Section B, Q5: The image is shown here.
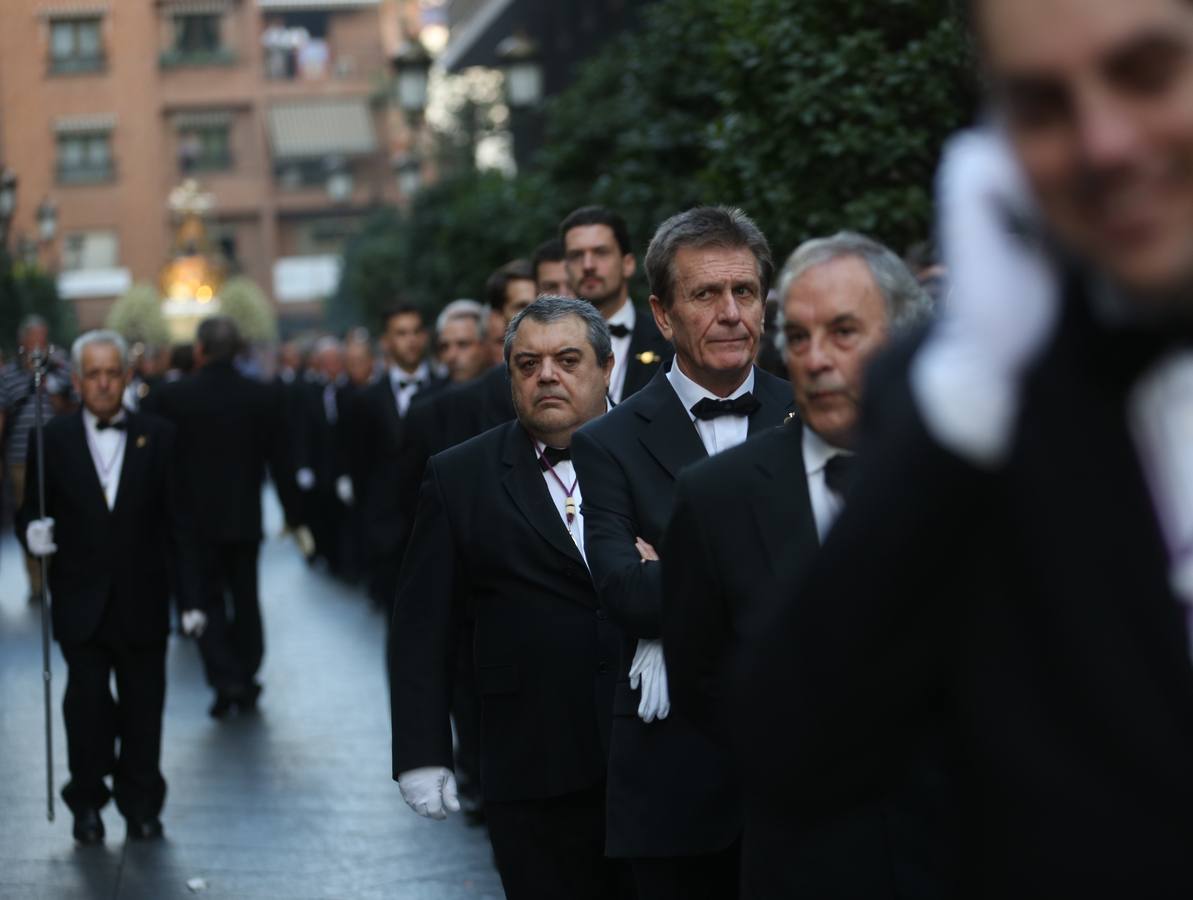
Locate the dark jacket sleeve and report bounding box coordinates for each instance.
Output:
[265,382,302,528]
[159,421,203,614]
[662,469,730,741]
[389,456,466,779]
[571,426,663,639]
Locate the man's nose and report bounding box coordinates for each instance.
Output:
[1075,88,1143,174]
[715,289,743,324]
[538,358,560,382]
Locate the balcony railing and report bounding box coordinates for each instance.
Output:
[56,163,116,186]
[159,47,237,69]
[48,54,106,76]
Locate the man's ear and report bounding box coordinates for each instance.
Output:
[622,253,637,281]
[649,295,672,341]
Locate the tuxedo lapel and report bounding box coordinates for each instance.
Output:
[636,370,706,482]
[65,413,112,519]
[111,413,149,518]
[500,423,588,570]
[749,369,796,437]
[752,423,820,575]
[624,313,669,398]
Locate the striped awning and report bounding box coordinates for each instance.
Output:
[258,0,377,9]
[171,109,236,130]
[53,113,116,134]
[267,99,376,160]
[36,3,109,19]
[157,0,234,12]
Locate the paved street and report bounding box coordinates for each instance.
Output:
[0,492,502,900]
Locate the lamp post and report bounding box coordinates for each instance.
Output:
[395,153,422,200]
[0,169,18,248]
[496,31,543,172]
[36,197,58,244]
[392,39,433,125]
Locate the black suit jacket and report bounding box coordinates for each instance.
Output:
[664,418,955,898]
[620,308,674,400]
[739,295,1193,898]
[571,364,793,857]
[150,361,299,542]
[390,420,621,803]
[17,411,199,647]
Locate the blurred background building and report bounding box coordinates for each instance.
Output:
[0,0,420,333]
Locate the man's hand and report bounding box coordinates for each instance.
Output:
[293,525,316,558]
[335,475,354,506]
[25,518,57,557]
[629,639,671,723]
[296,468,316,491]
[181,609,208,638]
[635,537,659,563]
[398,766,460,820]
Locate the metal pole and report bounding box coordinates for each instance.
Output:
[27,345,54,822]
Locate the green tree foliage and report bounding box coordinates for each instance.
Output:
[0,248,76,354]
[219,276,278,343]
[332,0,974,327]
[106,283,170,346]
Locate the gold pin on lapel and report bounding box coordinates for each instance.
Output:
[136,435,148,448]
[635,351,661,365]
[783,411,798,424]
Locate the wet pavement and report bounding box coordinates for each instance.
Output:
[0,492,502,899]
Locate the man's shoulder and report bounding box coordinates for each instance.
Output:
[680,421,796,499]
[577,380,659,446]
[430,418,512,473]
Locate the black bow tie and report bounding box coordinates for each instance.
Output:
[96,418,127,431]
[397,379,421,390]
[690,393,760,421]
[539,445,572,469]
[823,453,857,497]
[607,324,631,339]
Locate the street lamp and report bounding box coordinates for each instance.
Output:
[496,31,543,109]
[0,169,18,245]
[36,197,57,244]
[395,153,421,198]
[392,39,433,119]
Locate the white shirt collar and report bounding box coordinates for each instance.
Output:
[667,361,755,421]
[390,361,429,385]
[802,426,851,476]
[83,407,127,431]
[607,299,636,329]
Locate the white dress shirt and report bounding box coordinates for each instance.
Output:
[801,426,853,542]
[666,361,755,457]
[535,441,587,564]
[83,408,127,510]
[607,300,636,405]
[390,361,430,419]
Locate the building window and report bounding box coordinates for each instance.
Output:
[49,17,104,74]
[179,126,232,174]
[262,13,330,80]
[161,14,233,67]
[56,132,114,185]
[62,230,119,271]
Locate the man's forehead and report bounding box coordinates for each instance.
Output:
[674,245,759,283]
[785,256,883,319]
[980,0,1190,75]
[512,317,588,352]
[565,224,616,250]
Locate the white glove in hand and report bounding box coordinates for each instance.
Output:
[911,127,1061,467]
[293,525,316,558]
[26,518,57,557]
[296,468,316,491]
[181,609,208,638]
[629,639,670,723]
[335,475,354,505]
[398,766,460,820]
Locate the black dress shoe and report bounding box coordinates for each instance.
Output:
[126,817,164,841]
[72,808,104,845]
[209,682,262,719]
[209,692,235,719]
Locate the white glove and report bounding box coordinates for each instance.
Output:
[629,638,670,724]
[335,475,354,505]
[26,517,57,557]
[296,468,316,491]
[911,127,1061,467]
[398,766,460,820]
[181,609,208,638]
[292,525,316,558]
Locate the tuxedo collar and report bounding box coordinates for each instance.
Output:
[500,422,588,571]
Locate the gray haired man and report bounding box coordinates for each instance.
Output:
[660,232,939,898]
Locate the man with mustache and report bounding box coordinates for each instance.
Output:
[390,296,629,899]
[571,206,793,899]
[561,206,672,403]
[740,0,1193,895]
[661,233,944,898]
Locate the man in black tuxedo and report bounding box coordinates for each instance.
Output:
[661,233,944,898]
[351,304,442,608]
[739,1,1193,895]
[532,237,575,298]
[18,330,201,844]
[571,206,793,898]
[561,206,673,402]
[151,316,300,718]
[390,296,628,899]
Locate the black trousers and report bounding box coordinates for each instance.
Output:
[196,540,263,692]
[631,840,741,900]
[60,608,167,821]
[486,785,634,900]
